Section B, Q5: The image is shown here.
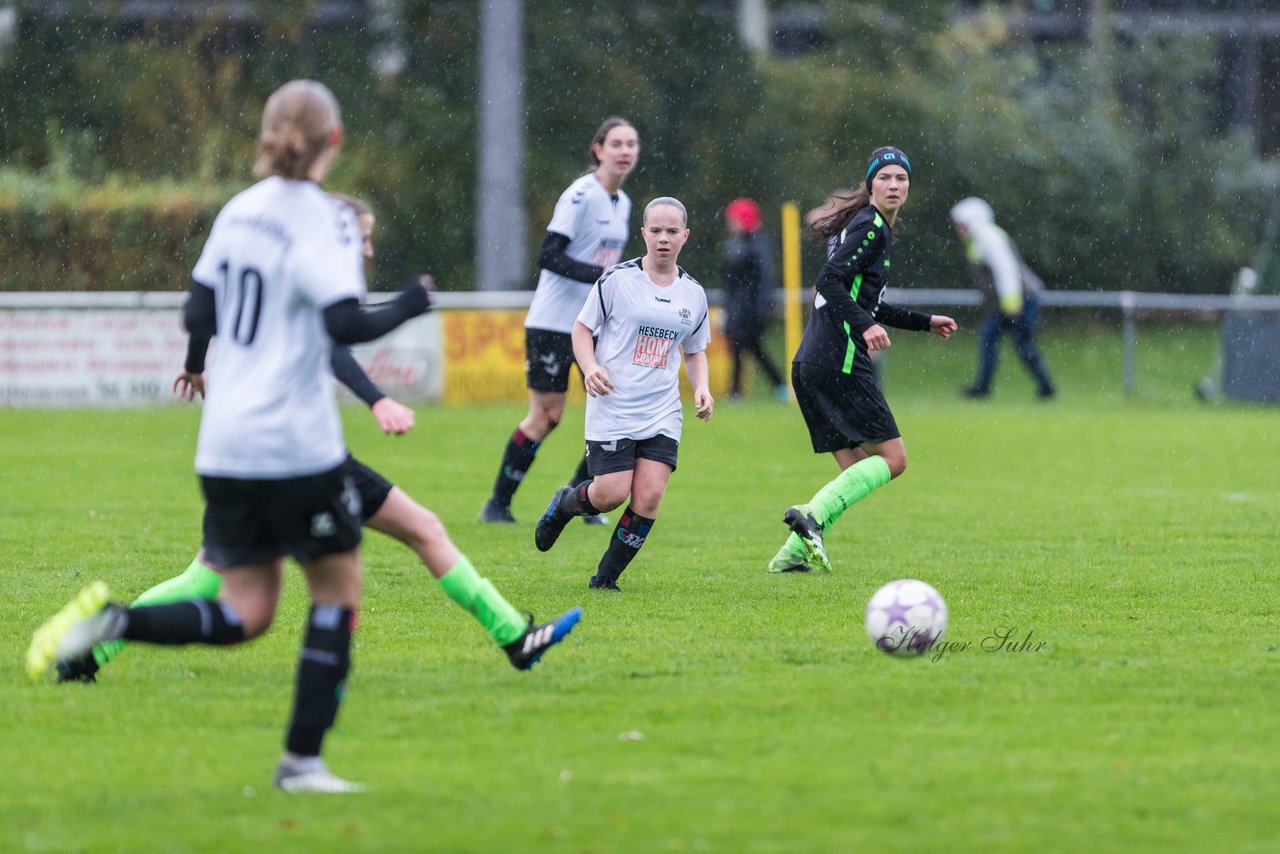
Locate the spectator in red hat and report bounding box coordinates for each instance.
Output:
[722,198,787,400]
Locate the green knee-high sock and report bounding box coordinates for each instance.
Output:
[808,455,892,530]
[437,555,528,647]
[92,557,224,665]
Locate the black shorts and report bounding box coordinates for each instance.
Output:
[200,460,363,568]
[348,455,394,520]
[586,435,680,476]
[792,361,900,454]
[525,327,577,393]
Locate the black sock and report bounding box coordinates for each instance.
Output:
[285,605,354,758]
[490,427,539,506]
[569,452,591,488]
[123,600,245,645]
[562,480,601,517]
[595,506,654,583]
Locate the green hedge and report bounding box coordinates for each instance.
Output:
[0,170,236,291]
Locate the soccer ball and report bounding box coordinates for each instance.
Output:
[864,579,948,657]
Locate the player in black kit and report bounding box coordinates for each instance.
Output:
[768,147,958,574]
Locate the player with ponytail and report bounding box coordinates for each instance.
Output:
[768,146,958,574]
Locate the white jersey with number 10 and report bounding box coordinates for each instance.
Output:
[191,177,366,479]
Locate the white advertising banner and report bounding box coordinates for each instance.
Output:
[0,309,189,406]
[0,305,444,408]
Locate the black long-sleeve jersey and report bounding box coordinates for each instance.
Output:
[793,204,931,374]
[538,231,605,284]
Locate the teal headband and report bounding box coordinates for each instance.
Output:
[864,148,912,190]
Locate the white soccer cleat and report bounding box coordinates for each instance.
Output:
[273,758,366,794]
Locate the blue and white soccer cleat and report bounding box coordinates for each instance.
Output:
[504,607,583,671]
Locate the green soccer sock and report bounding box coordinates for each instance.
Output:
[807,455,892,530]
[92,557,224,665]
[437,555,528,647]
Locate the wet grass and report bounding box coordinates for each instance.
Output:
[2,321,1276,852]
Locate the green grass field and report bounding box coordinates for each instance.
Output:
[2,322,1277,852]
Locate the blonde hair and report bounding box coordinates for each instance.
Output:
[253,80,342,180]
[644,196,688,227]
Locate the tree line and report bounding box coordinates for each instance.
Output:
[0,1,1271,294]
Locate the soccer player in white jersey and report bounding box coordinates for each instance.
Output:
[26,81,433,794]
[533,197,714,591]
[479,118,639,524]
[53,194,581,686]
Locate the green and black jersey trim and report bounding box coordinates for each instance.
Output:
[839,210,884,374]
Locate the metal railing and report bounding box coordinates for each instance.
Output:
[7,288,1280,395]
[887,289,1280,395]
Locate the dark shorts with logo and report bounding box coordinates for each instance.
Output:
[200,459,363,568]
[525,327,577,393]
[792,361,900,454]
[348,455,394,520]
[586,434,680,476]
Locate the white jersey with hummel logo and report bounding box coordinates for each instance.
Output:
[575,258,710,442]
[191,177,366,479]
[524,173,630,333]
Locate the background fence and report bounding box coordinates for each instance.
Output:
[5,289,1280,407]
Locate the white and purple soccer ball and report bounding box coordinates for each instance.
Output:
[864,579,948,657]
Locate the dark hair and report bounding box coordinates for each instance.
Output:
[808,187,869,241]
[589,116,636,167]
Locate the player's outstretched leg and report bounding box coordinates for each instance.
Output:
[504,607,583,671]
[435,554,531,649]
[439,555,579,669]
[27,581,126,681]
[59,556,225,682]
[36,589,248,682]
[368,490,565,664]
